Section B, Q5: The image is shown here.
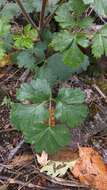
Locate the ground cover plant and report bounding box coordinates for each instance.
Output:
[1,0,107,155]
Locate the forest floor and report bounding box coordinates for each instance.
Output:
[0,65,107,190]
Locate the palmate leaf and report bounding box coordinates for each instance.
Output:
[56,88,88,128]
[76,33,89,48]
[13,24,38,49]
[16,50,36,70]
[51,33,89,72]
[0,18,10,36]
[17,79,51,103]
[51,31,73,52]
[57,88,86,104]
[23,124,70,154]
[56,102,88,128]
[38,53,74,86]
[0,3,20,19]
[92,26,107,58]
[38,52,89,87]
[63,41,88,69]
[55,2,75,29]
[92,33,104,58]
[14,35,34,49]
[10,103,70,154]
[10,103,49,131]
[69,0,86,15]
[2,34,13,51]
[37,67,57,86]
[78,17,94,29]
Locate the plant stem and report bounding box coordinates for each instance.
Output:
[49,94,52,127]
[39,0,47,33]
[15,0,40,35]
[43,0,63,27]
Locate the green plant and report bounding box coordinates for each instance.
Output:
[10,78,88,154]
[0,18,11,59]
[13,24,38,49]
[51,0,107,68]
[1,0,107,71]
[1,0,107,154]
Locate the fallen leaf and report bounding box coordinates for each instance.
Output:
[0,54,11,68]
[71,147,107,190]
[40,148,78,177]
[40,160,77,177]
[49,148,78,161]
[36,151,48,166]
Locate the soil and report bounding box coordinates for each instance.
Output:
[0,65,107,190]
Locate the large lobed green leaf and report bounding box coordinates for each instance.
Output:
[51,31,73,52]
[10,103,70,154]
[63,41,89,69]
[10,103,49,131]
[57,88,86,104]
[92,25,107,58]
[56,88,88,128]
[17,79,51,103]
[51,33,90,72]
[16,50,36,70]
[55,2,75,29]
[37,53,74,86]
[0,18,11,36]
[23,124,70,154]
[0,3,20,19]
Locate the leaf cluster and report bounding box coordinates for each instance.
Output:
[51,0,107,71]
[10,79,88,154]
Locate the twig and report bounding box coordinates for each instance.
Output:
[0,139,25,174]
[99,16,107,24]
[0,175,88,189]
[0,128,16,133]
[0,176,47,189]
[0,68,20,85]
[43,0,63,27]
[39,0,47,32]
[32,169,88,188]
[38,172,88,188]
[8,139,24,160]
[93,84,107,103]
[19,69,30,82]
[15,0,40,35]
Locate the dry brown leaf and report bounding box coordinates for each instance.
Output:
[36,151,48,166]
[9,154,33,168]
[71,147,107,190]
[0,54,11,68]
[50,148,78,161]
